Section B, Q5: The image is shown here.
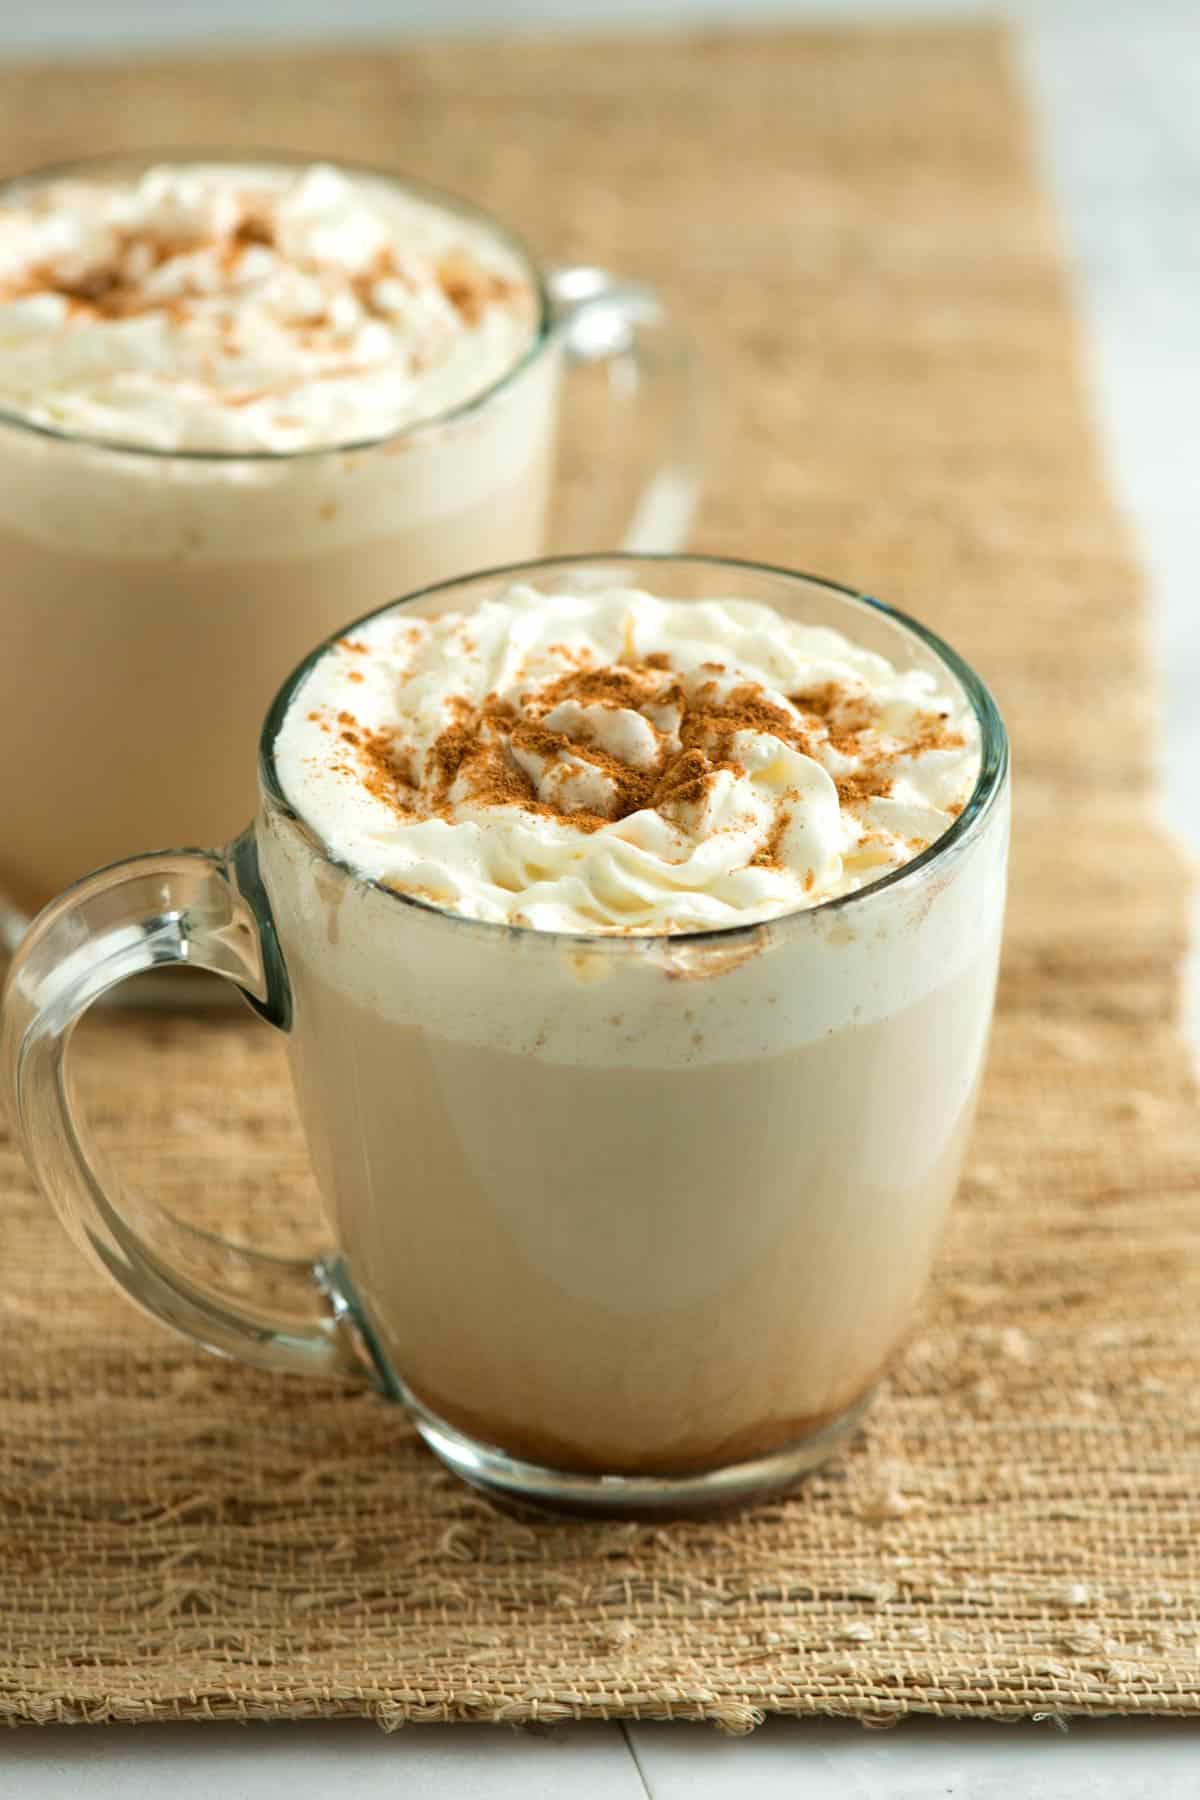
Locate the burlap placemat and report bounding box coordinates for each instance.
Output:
[2,22,1198,1731]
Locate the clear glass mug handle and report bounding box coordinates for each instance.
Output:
[0,833,369,1385]
[546,265,702,553]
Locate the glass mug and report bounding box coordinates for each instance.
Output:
[1,556,1009,1516]
[0,153,700,947]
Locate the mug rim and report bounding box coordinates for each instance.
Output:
[0,147,551,464]
[257,551,1010,951]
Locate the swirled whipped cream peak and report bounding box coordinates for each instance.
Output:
[275,585,982,934]
[0,162,538,450]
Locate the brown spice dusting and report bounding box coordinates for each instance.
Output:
[683,682,813,763]
[643,652,673,671]
[502,720,563,764]
[751,807,791,868]
[222,384,283,409]
[510,719,660,819]
[349,247,401,316]
[795,682,881,755]
[534,664,666,714]
[453,718,613,832]
[354,725,417,812]
[911,711,966,753]
[545,642,596,669]
[9,228,210,319]
[1,191,537,377]
[347,670,364,684]
[436,251,523,327]
[429,718,476,794]
[798,680,862,720]
[455,737,540,813]
[837,770,894,807]
[325,643,963,865]
[216,237,246,279]
[793,681,968,804]
[654,749,722,813]
[233,213,275,249]
[43,264,121,307]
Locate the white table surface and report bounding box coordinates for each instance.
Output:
[4,0,1199,1792]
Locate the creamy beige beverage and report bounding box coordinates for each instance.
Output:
[0,159,548,917]
[262,577,1007,1478]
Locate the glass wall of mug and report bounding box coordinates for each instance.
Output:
[256,561,1009,1504]
[0,154,699,945]
[3,558,1007,1512]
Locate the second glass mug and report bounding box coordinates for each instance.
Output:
[0,151,700,948]
[2,555,1010,1516]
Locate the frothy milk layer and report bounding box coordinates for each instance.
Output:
[0,162,538,451]
[274,585,982,934]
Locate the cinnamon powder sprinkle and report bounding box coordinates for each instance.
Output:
[510,720,661,820]
[435,251,524,328]
[350,724,417,813]
[349,247,403,317]
[795,682,881,755]
[751,807,792,868]
[429,719,475,792]
[653,748,717,813]
[1,215,527,344]
[837,770,894,807]
[536,665,666,712]
[233,213,275,249]
[325,654,968,858]
[683,682,814,763]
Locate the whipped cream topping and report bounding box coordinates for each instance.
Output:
[0,162,538,450]
[274,585,983,935]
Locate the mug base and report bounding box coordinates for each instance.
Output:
[403,1384,877,1519]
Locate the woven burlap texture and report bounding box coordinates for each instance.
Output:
[2,23,1198,1731]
